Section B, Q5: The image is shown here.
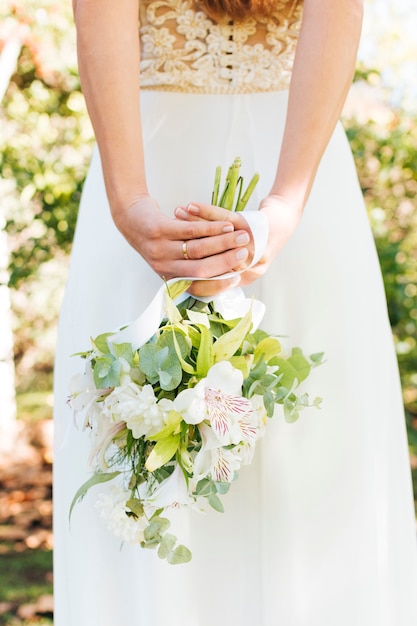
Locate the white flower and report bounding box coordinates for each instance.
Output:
[95,483,148,545]
[143,465,194,509]
[193,423,242,483]
[174,361,255,445]
[249,394,268,434]
[103,383,170,439]
[89,420,126,471]
[173,385,207,425]
[68,363,108,428]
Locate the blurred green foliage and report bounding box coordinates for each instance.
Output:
[1,5,416,471]
[1,0,93,287]
[344,109,417,417]
[1,0,93,392]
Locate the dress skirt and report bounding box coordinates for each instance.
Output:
[53,89,417,625]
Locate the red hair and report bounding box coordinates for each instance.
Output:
[197,0,301,21]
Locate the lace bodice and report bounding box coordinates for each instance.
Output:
[139,0,303,94]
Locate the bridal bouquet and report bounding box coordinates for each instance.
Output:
[69,159,323,564]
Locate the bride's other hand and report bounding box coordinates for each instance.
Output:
[174,195,301,286]
[112,195,250,290]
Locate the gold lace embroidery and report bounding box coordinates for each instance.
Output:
[139,0,303,94]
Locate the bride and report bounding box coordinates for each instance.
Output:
[53,0,417,624]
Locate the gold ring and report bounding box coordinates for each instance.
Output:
[182,241,189,260]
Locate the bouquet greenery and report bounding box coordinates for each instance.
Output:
[69,159,323,564]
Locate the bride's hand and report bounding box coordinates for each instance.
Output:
[174,195,302,287]
[111,196,251,293]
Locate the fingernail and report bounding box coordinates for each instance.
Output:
[236,232,250,245]
[187,203,199,214]
[230,276,241,287]
[236,248,248,261]
[223,224,234,233]
[175,207,187,218]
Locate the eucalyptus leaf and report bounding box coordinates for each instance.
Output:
[288,352,311,383]
[139,343,157,377]
[157,329,190,359]
[214,481,231,495]
[167,545,192,564]
[92,332,114,354]
[144,516,170,541]
[126,498,145,518]
[158,533,177,559]
[208,494,224,512]
[112,342,134,363]
[93,357,121,388]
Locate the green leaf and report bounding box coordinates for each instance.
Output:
[157,329,190,360]
[288,352,311,383]
[93,357,121,388]
[284,398,299,423]
[186,309,210,328]
[69,471,121,521]
[154,346,170,370]
[158,533,177,559]
[158,357,182,391]
[212,306,253,362]
[208,494,224,512]
[170,329,196,375]
[229,354,252,378]
[195,478,216,497]
[310,352,325,365]
[92,332,114,354]
[214,481,231,495]
[167,280,193,302]
[144,516,170,542]
[254,337,282,363]
[145,434,181,471]
[112,342,134,363]
[126,498,145,518]
[196,324,214,377]
[139,343,157,377]
[167,545,192,564]
[149,410,183,441]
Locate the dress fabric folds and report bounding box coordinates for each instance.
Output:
[53,90,417,625]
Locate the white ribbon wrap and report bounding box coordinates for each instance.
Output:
[108,210,268,351]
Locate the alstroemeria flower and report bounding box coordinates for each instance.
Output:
[174,361,255,445]
[193,423,242,483]
[90,420,126,471]
[144,465,194,509]
[68,363,109,428]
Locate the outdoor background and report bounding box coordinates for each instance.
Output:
[0,0,416,624]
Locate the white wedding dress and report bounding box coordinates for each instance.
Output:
[53,1,417,624]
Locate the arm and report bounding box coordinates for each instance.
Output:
[72,0,249,284]
[270,0,363,211]
[175,0,364,284]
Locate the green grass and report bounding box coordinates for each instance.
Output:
[0,550,53,625]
